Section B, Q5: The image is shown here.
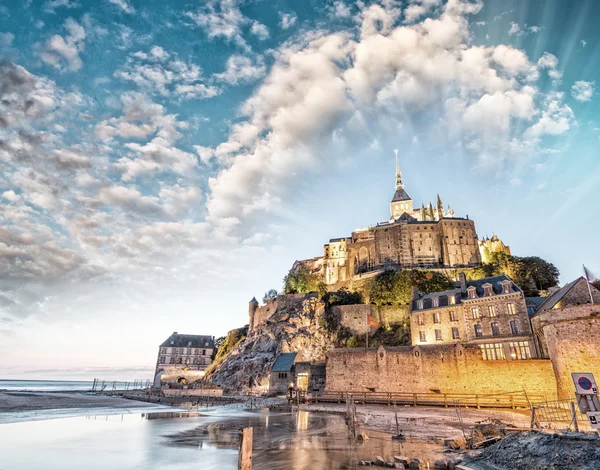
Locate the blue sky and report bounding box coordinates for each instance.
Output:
[0,0,598,380]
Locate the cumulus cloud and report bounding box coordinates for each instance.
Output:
[329,1,352,18]
[571,81,595,102]
[0,32,15,46]
[250,21,269,40]
[201,0,574,224]
[404,0,442,23]
[43,0,79,14]
[214,55,266,85]
[39,18,86,71]
[279,12,297,29]
[186,0,248,47]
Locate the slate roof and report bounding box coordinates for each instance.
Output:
[391,188,411,202]
[271,352,297,372]
[413,275,520,311]
[160,333,215,348]
[533,277,586,314]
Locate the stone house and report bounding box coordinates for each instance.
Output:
[155,332,215,385]
[410,273,536,360]
[294,361,326,396]
[269,352,297,395]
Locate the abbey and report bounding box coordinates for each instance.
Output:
[307,155,483,285]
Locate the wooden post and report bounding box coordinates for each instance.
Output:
[238,427,253,470]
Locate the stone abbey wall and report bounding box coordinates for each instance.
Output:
[325,344,557,398]
[532,304,600,399]
[330,304,409,335]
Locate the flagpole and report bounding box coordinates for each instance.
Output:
[584,264,595,305]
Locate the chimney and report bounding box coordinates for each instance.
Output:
[411,286,419,301]
[173,331,178,334]
[459,273,467,293]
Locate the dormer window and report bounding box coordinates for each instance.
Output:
[170,341,174,345]
[417,300,423,310]
[188,341,192,347]
[501,281,511,294]
[467,286,477,299]
[483,284,493,296]
[449,295,456,305]
[432,297,439,307]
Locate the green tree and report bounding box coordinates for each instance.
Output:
[262,289,278,303]
[283,264,321,294]
[368,269,455,305]
[322,287,363,308]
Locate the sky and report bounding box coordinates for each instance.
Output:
[0,0,599,381]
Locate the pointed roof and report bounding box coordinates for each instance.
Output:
[533,277,592,314]
[250,296,258,304]
[391,188,411,202]
[271,352,297,372]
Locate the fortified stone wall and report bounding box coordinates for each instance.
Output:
[532,304,600,399]
[326,344,557,398]
[331,304,409,335]
[160,367,207,384]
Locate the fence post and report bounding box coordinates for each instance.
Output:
[570,401,579,433]
[530,407,536,430]
[238,427,253,470]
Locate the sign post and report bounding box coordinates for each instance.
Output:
[572,373,600,435]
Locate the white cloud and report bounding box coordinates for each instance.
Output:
[250,21,269,40]
[404,0,442,23]
[508,22,520,36]
[40,18,86,71]
[330,1,352,18]
[581,39,587,47]
[0,32,15,46]
[279,12,297,30]
[214,55,266,85]
[571,81,595,102]
[508,22,541,37]
[43,0,79,14]
[524,93,575,138]
[175,83,221,100]
[106,0,135,14]
[186,0,248,47]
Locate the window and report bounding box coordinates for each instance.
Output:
[418,315,424,326]
[488,305,497,317]
[510,320,519,335]
[435,329,442,341]
[432,297,439,307]
[160,348,166,354]
[471,306,480,319]
[502,282,511,294]
[417,300,423,310]
[480,343,506,360]
[507,341,531,359]
[452,327,460,339]
[491,322,500,336]
[419,331,427,342]
[202,349,206,355]
[433,312,441,323]
[449,311,457,321]
[159,356,165,363]
[484,284,493,296]
[474,324,483,337]
[449,295,456,305]
[467,287,477,299]
[507,303,516,315]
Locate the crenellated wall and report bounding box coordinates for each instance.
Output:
[325,344,557,398]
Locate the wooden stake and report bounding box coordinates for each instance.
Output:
[238,427,253,470]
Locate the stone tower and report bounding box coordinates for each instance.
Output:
[248,297,259,332]
[390,150,413,220]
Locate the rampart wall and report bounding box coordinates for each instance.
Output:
[531,304,600,399]
[331,304,409,335]
[326,344,557,398]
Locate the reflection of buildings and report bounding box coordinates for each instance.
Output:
[154,332,215,385]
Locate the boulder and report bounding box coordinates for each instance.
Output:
[394,464,405,470]
[375,456,386,466]
[393,456,410,466]
[409,459,425,470]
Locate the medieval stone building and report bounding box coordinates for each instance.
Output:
[300,156,483,285]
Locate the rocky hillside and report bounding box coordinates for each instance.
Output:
[204,293,338,394]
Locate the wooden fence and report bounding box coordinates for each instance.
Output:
[313,390,547,410]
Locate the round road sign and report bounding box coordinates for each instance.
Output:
[578,376,593,391]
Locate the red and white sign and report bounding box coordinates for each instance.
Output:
[572,373,598,395]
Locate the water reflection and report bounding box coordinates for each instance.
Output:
[0,408,445,470]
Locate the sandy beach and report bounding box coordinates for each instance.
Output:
[0,390,158,413]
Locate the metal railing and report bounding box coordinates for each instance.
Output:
[530,398,586,432]
[314,390,546,410]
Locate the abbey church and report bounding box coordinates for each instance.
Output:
[298,154,507,286]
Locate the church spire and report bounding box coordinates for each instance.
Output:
[394,149,404,190]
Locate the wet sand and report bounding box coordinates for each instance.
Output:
[0,390,157,412]
[303,402,532,441]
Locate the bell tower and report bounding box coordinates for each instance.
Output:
[390,150,413,220]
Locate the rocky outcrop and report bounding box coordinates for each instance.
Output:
[204,293,337,394]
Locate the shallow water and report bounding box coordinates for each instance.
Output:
[0,407,445,469]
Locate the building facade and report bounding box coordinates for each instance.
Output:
[410,274,536,360]
[298,155,482,286]
[155,332,215,385]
